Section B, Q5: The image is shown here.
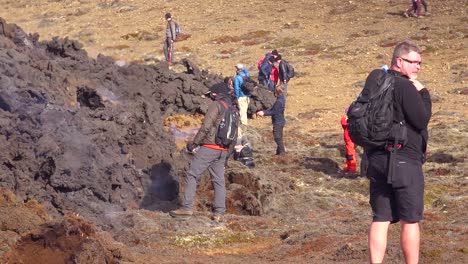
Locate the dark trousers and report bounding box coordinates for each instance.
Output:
[163,38,173,63]
[261,79,275,91]
[421,0,428,12]
[273,124,285,155]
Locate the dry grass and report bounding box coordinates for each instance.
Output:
[212,35,242,44]
[1,0,467,262]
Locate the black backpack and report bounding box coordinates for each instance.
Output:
[237,145,255,168]
[283,60,295,79]
[347,69,407,150]
[215,100,239,148]
[241,75,257,95]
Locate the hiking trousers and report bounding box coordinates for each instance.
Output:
[273,124,285,155]
[237,96,250,125]
[182,146,228,214]
[261,79,275,91]
[163,38,174,63]
[281,82,288,99]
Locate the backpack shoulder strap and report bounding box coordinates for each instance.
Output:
[217,99,229,110]
[168,20,176,39]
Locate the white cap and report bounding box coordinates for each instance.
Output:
[235,63,244,69]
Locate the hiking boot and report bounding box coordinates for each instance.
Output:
[343,162,349,172]
[347,159,357,173]
[211,214,224,223]
[403,11,409,18]
[169,209,193,218]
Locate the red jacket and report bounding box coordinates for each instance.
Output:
[257,55,279,85]
[341,115,356,156]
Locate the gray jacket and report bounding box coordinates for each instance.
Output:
[193,95,238,149]
[165,20,177,40]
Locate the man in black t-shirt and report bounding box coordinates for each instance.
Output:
[367,41,432,264]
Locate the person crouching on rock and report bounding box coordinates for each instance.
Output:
[256,85,286,155]
[170,82,238,222]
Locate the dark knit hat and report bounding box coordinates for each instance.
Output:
[165,13,171,19]
[209,82,230,95]
[271,49,279,56]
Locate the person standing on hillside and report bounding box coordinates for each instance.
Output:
[340,108,357,173]
[276,55,294,97]
[170,83,238,222]
[404,0,428,18]
[163,13,177,65]
[256,85,286,155]
[258,56,276,91]
[257,49,280,87]
[367,41,432,264]
[233,63,251,126]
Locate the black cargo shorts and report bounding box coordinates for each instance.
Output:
[368,153,424,223]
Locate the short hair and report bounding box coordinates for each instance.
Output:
[165,13,172,19]
[276,54,282,61]
[391,40,422,66]
[224,76,233,85]
[272,49,279,56]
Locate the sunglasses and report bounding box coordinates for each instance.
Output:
[400,57,422,66]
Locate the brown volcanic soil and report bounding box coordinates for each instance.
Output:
[0,0,467,263]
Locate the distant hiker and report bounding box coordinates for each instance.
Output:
[170,82,239,222]
[364,41,432,264]
[257,49,280,87]
[233,63,251,126]
[256,85,286,155]
[276,55,295,97]
[163,13,177,65]
[404,0,428,18]
[340,108,357,173]
[258,56,276,91]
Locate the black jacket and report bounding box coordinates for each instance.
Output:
[264,95,286,125]
[278,60,289,83]
[384,70,432,162]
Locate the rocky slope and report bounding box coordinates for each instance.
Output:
[0,0,467,263]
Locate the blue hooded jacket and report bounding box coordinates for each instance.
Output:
[234,69,251,99]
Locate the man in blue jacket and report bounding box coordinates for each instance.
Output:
[233,63,251,125]
[258,56,276,91]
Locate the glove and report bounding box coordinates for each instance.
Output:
[186,142,196,153]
